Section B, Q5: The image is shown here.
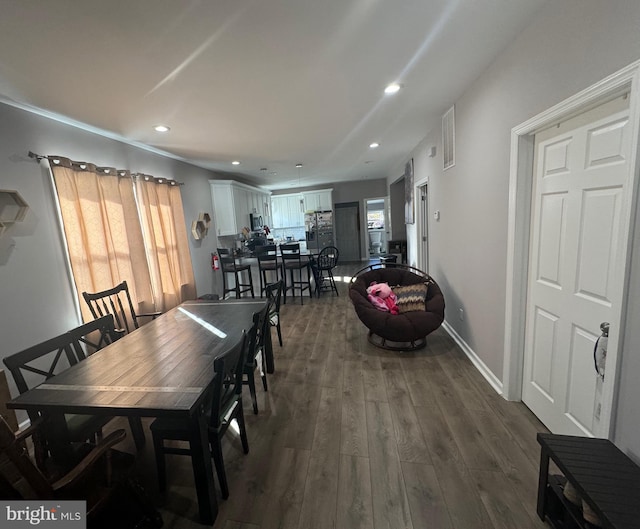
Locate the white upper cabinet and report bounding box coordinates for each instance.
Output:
[271,194,305,228]
[302,189,333,212]
[210,180,271,236]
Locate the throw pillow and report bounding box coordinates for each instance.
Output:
[393,283,428,313]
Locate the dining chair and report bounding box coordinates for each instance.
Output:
[0,415,163,527]
[243,302,271,414]
[82,280,161,334]
[217,248,255,299]
[280,242,312,305]
[265,280,284,347]
[3,318,145,467]
[313,245,340,297]
[150,330,250,499]
[67,314,123,361]
[255,244,281,297]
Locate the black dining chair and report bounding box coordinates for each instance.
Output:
[217,248,255,299]
[265,280,284,347]
[313,246,340,297]
[2,317,146,469]
[243,302,271,414]
[255,244,282,297]
[280,242,312,305]
[150,331,250,499]
[82,280,161,334]
[0,415,163,527]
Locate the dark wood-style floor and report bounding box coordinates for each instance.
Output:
[119,262,549,529]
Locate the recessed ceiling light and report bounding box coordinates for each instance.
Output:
[232,161,240,165]
[384,83,401,95]
[369,142,380,149]
[154,125,170,132]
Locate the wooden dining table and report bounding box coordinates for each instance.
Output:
[6,298,268,525]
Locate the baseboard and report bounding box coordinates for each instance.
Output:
[441,320,504,396]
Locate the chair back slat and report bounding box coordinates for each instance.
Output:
[83,281,139,333]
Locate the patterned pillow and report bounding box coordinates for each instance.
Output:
[393,283,428,313]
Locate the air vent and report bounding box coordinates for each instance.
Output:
[442,105,455,170]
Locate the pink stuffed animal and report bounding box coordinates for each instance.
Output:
[366,281,399,315]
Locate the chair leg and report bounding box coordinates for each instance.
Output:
[274,322,283,347]
[128,416,146,451]
[233,271,241,299]
[211,438,229,499]
[247,370,258,414]
[248,268,255,298]
[236,403,249,454]
[152,433,167,493]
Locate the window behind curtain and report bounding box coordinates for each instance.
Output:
[50,158,195,323]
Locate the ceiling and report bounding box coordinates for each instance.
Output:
[0,0,546,190]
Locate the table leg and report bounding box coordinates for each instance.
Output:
[536,446,550,521]
[189,412,217,525]
[43,411,75,464]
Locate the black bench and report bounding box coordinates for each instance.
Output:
[537,433,640,529]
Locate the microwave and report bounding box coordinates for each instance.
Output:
[250,214,263,230]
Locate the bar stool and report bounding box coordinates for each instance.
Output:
[255,244,281,297]
[280,242,312,305]
[217,248,255,299]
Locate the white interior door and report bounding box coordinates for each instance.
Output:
[522,95,631,436]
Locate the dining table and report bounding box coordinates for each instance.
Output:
[6,298,268,525]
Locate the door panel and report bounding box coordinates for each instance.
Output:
[523,95,630,436]
[334,204,360,262]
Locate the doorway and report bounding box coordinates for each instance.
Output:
[334,202,361,262]
[503,61,640,439]
[417,183,429,273]
[365,197,389,258]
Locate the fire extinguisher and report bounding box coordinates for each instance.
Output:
[212,253,220,270]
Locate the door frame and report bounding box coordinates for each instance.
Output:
[363,196,390,258]
[417,181,429,273]
[502,60,640,438]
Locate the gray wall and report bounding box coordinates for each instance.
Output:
[391,0,640,460]
[0,103,220,382]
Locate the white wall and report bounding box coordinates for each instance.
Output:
[390,0,640,460]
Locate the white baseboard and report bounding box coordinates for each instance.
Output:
[441,320,504,396]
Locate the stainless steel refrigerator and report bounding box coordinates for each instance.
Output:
[305,210,333,252]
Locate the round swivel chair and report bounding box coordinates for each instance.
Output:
[349,263,445,350]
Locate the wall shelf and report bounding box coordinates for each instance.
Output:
[0,189,29,237]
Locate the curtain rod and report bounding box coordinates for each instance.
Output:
[28,151,184,186]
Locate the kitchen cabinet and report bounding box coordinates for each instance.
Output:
[210,180,271,236]
[302,189,333,212]
[271,194,304,228]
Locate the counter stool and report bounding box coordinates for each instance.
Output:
[255,244,281,297]
[280,243,312,305]
[217,248,255,299]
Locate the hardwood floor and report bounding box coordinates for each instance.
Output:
[117,262,549,529]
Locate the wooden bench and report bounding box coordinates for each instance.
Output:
[537,433,640,529]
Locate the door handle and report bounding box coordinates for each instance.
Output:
[593,322,609,378]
